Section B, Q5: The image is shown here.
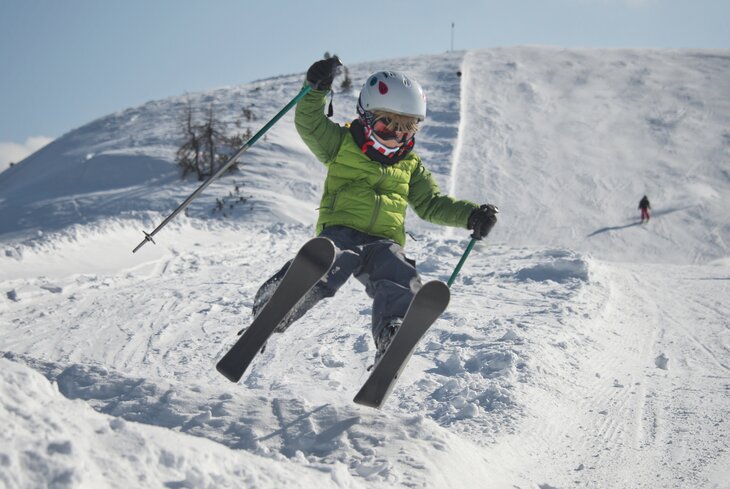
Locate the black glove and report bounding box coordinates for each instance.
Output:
[468,204,499,240]
[306,56,343,90]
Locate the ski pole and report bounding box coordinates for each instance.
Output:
[447,237,476,288]
[132,84,313,253]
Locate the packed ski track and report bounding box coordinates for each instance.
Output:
[1,48,729,488]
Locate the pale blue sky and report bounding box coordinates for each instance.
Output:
[0,0,728,163]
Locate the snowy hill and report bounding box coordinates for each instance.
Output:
[2,47,729,263]
[1,48,729,488]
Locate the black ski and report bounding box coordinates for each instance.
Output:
[216,237,336,382]
[354,280,450,409]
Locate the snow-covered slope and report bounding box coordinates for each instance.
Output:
[1,48,729,488]
[455,48,730,264]
[2,48,728,262]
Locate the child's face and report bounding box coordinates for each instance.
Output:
[371,118,416,148]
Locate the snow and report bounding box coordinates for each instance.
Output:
[1,47,729,488]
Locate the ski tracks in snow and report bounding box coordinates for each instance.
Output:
[3,224,729,487]
[1,226,594,487]
[635,264,730,485]
[503,261,730,487]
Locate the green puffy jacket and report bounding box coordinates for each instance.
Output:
[295,85,478,246]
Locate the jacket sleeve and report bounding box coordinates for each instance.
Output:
[408,160,478,228]
[294,83,348,166]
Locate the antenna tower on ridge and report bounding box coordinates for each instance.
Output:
[451,22,455,52]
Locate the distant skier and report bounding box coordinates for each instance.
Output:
[251,58,498,363]
[639,195,651,223]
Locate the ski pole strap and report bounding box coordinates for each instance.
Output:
[447,238,476,288]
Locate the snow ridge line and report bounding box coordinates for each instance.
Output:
[448,51,471,200]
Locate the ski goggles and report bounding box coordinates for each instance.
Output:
[372,118,417,144]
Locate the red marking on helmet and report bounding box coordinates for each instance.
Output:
[378,81,388,94]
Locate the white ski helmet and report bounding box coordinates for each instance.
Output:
[357,71,427,121]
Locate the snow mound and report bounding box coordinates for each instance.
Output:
[4,350,514,488]
[0,357,363,489]
[514,252,590,283]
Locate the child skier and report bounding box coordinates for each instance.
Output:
[639,195,651,223]
[252,57,498,363]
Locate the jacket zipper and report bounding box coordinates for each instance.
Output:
[320,185,345,211]
[330,189,341,210]
[366,167,388,233]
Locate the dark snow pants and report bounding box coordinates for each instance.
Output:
[252,226,422,340]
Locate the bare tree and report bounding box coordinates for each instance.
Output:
[175,101,258,218]
[176,100,202,179]
[176,103,249,181]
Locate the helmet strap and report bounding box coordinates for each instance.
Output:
[356,96,376,126]
[327,91,334,118]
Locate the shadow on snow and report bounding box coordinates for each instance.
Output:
[586,206,693,238]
